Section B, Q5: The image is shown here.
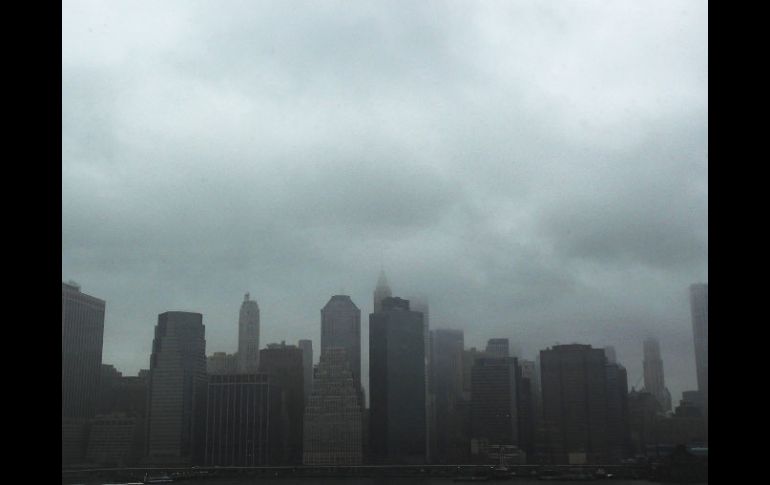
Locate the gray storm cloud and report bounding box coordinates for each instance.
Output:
[62,0,707,402]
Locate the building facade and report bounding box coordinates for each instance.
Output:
[62,282,105,419]
[259,342,305,464]
[207,352,239,375]
[369,297,426,464]
[303,347,363,465]
[146,311,207,464]
[430,329,467,464]
[204,373,285,466]
[470,357,519,462]
[485,338,510,358]
[540,344,625,464]
[298,339,314,403]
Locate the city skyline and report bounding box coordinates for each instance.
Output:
[63,0,707,412]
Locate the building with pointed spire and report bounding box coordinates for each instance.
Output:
[239,293,260,373]
[373,270,392,313]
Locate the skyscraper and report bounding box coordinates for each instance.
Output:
[259,342,305,464]
[369,297,426,464]
[146,311,207,464]
[642,338,671,412]
[689,283,708,416]
[470,357,519,461]
[372,270,392,313]
[303,348,363,465]
[540,344,624,464]
[62,281,105,419]
[321,295,361,387]
[430,329,467,464]
[239,293,260,373]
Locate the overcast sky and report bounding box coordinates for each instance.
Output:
[62,0,707,403]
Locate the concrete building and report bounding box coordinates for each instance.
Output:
[303,348,363,465]
[62,418,90,466]
[146,311,207,465]
[259,342,305,464]
[204,373,285,466]
[627,390,662,457]
[369,297,426,464]
[470,357,519,463]
[207,352,239,375]
[239,293,260,373]
[540,344,625,464]
[689,283,708,417]
[321,295,361,387]
[62,282,105,419]
[407,295,432,463]
[643,338,672,412]
[97,366,148,418]
[298,339,313,403]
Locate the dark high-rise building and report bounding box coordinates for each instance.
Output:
[369,296,426,464]
[97,365,148,418]
[605,362,630,462]
[204,373,285,466]
[518,359,538,460]
[540,344,625,465]
[86,414,145,466]
[407,295,432,463]
[239,293,260,373]
[62,282,105,419]
[462,347,489,397]
[259,342,305,464]
[470,357,519,462]
[689,283,708,416]
[298,339,313,403]
[431,329,467,464]
[146,311,207,465]
[627,390,661,456]
[372,270,392,313]
[321,295,361,387]
[643,338,672,412]
[485,338,510,358]
[303,348,363,465]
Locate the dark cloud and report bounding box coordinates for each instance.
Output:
[62,0,707,402]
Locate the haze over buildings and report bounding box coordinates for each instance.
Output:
[62,0,707,424]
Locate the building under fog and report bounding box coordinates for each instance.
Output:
[690,283,708,416]
[643,338,672,412]
[321,295,362,388]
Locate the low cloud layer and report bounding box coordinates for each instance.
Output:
[63,0,707,402]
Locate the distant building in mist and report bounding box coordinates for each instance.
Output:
[470,357,519,463]
[540,344,627,464]
[62,282,105,419]
[146,311,207,465]
[369,297,426,464]
[604,346,618,364]
[259,342,305,465]
[303,348,363,465]
[407,295,432,463]
[462,347,489,397]
[207,352,239,375]
[689,283,708,416]
[643,338,672,412]
[321,295,362,389]
[203,373,285,466]
[485,338,510,358]
[627,390,662,456]
[238,293,260,373]
[372,270,392,313]
[298,339,313,403]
